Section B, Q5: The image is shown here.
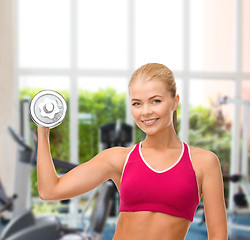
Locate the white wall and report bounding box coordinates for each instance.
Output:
[0,0,18,205]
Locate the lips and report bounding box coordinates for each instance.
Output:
[142,118,159,126]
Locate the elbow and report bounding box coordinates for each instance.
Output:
[38,189,55,201]
[38,185,48,200]
[39,192,56,201]
[38,187,63,201]
[38,190,49,201]
[38,179,60,201]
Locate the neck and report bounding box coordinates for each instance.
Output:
[143,126,181,149]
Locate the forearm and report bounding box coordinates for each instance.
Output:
[207,220,228,240]
[208,230,228,240]
[208,237,228,240]
[37,126,59,200]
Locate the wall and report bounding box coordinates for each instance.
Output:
[0,0,18,207]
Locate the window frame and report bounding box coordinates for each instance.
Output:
[17,0,250,211]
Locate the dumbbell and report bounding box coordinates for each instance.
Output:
[29,90,67,128]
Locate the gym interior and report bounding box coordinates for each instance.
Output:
[0,0,250,239]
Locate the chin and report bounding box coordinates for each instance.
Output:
[139,127,160,136]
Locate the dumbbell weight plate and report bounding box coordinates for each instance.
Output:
[29,90,67,128]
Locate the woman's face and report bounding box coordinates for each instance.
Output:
[129,78,179,136]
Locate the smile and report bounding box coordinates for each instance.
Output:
[142,118,159,126]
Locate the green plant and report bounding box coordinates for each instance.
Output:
[20,89,232,201]
[20,87,126,197]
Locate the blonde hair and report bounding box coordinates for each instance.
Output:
[129,63,178,134]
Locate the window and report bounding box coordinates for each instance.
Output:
[18,0,250,214]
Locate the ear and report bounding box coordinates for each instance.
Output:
[173,94,179,111]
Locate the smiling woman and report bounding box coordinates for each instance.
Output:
[113,63,228,239]
[37,63,228,240]
[129,63,179,136]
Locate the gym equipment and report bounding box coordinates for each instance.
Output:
[100,120,133,149]
[185,173,250,240]
[185,96,250,240]
[0,181,114,240]
[29,90,67,128]
[7,127,77,169]
[0,180,17,234]
[0,182,17,215]
[218,96,250,209]
[1,127,115,240]
[100,120,133,217]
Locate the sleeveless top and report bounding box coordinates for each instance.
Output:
[119,142,200,222]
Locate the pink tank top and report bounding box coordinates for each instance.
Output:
[119,142,200,222]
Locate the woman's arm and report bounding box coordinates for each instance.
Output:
[201,151,228,240]
[37,126,121,201]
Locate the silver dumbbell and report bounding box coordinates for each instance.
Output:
[29,90,67,128]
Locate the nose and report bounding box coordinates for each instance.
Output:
[142,104,153,116]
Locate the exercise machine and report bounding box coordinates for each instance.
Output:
[0,127,115,240]
[0,179,114,240]
[185,96,250,240]
[99,120,133,217]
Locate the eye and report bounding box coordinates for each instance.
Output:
[152,99,161,104]
[132,102,141,106]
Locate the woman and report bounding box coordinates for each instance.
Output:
[37,63,228,240]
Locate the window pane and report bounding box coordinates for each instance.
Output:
[135,0,183,71]
[78,77,127,163]
[190,0,204,71]
[190,0,235,71]
[78,0,128,70]
[189,79,233,111]
[242,80,250,100]
[242,80,250,181]
[188,79,233,204]
[18,0,70,68]
[189,79,233,194]
[19,76,70,167]
[243,0,250,72]
[19,76,70,91]
[78,77,127,93]
[175,78,183,103]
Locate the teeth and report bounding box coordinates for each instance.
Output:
[144,119,156,124]
[143,119,158,124]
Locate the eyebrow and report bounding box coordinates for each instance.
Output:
[131,95,163,102]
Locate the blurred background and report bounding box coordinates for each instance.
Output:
[0,0,250,239]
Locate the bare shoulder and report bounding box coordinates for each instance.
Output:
[189,145,221,174]
[101,144,135,172]
[100,144,136,188]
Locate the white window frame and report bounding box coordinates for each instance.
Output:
[17,0,250,211]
